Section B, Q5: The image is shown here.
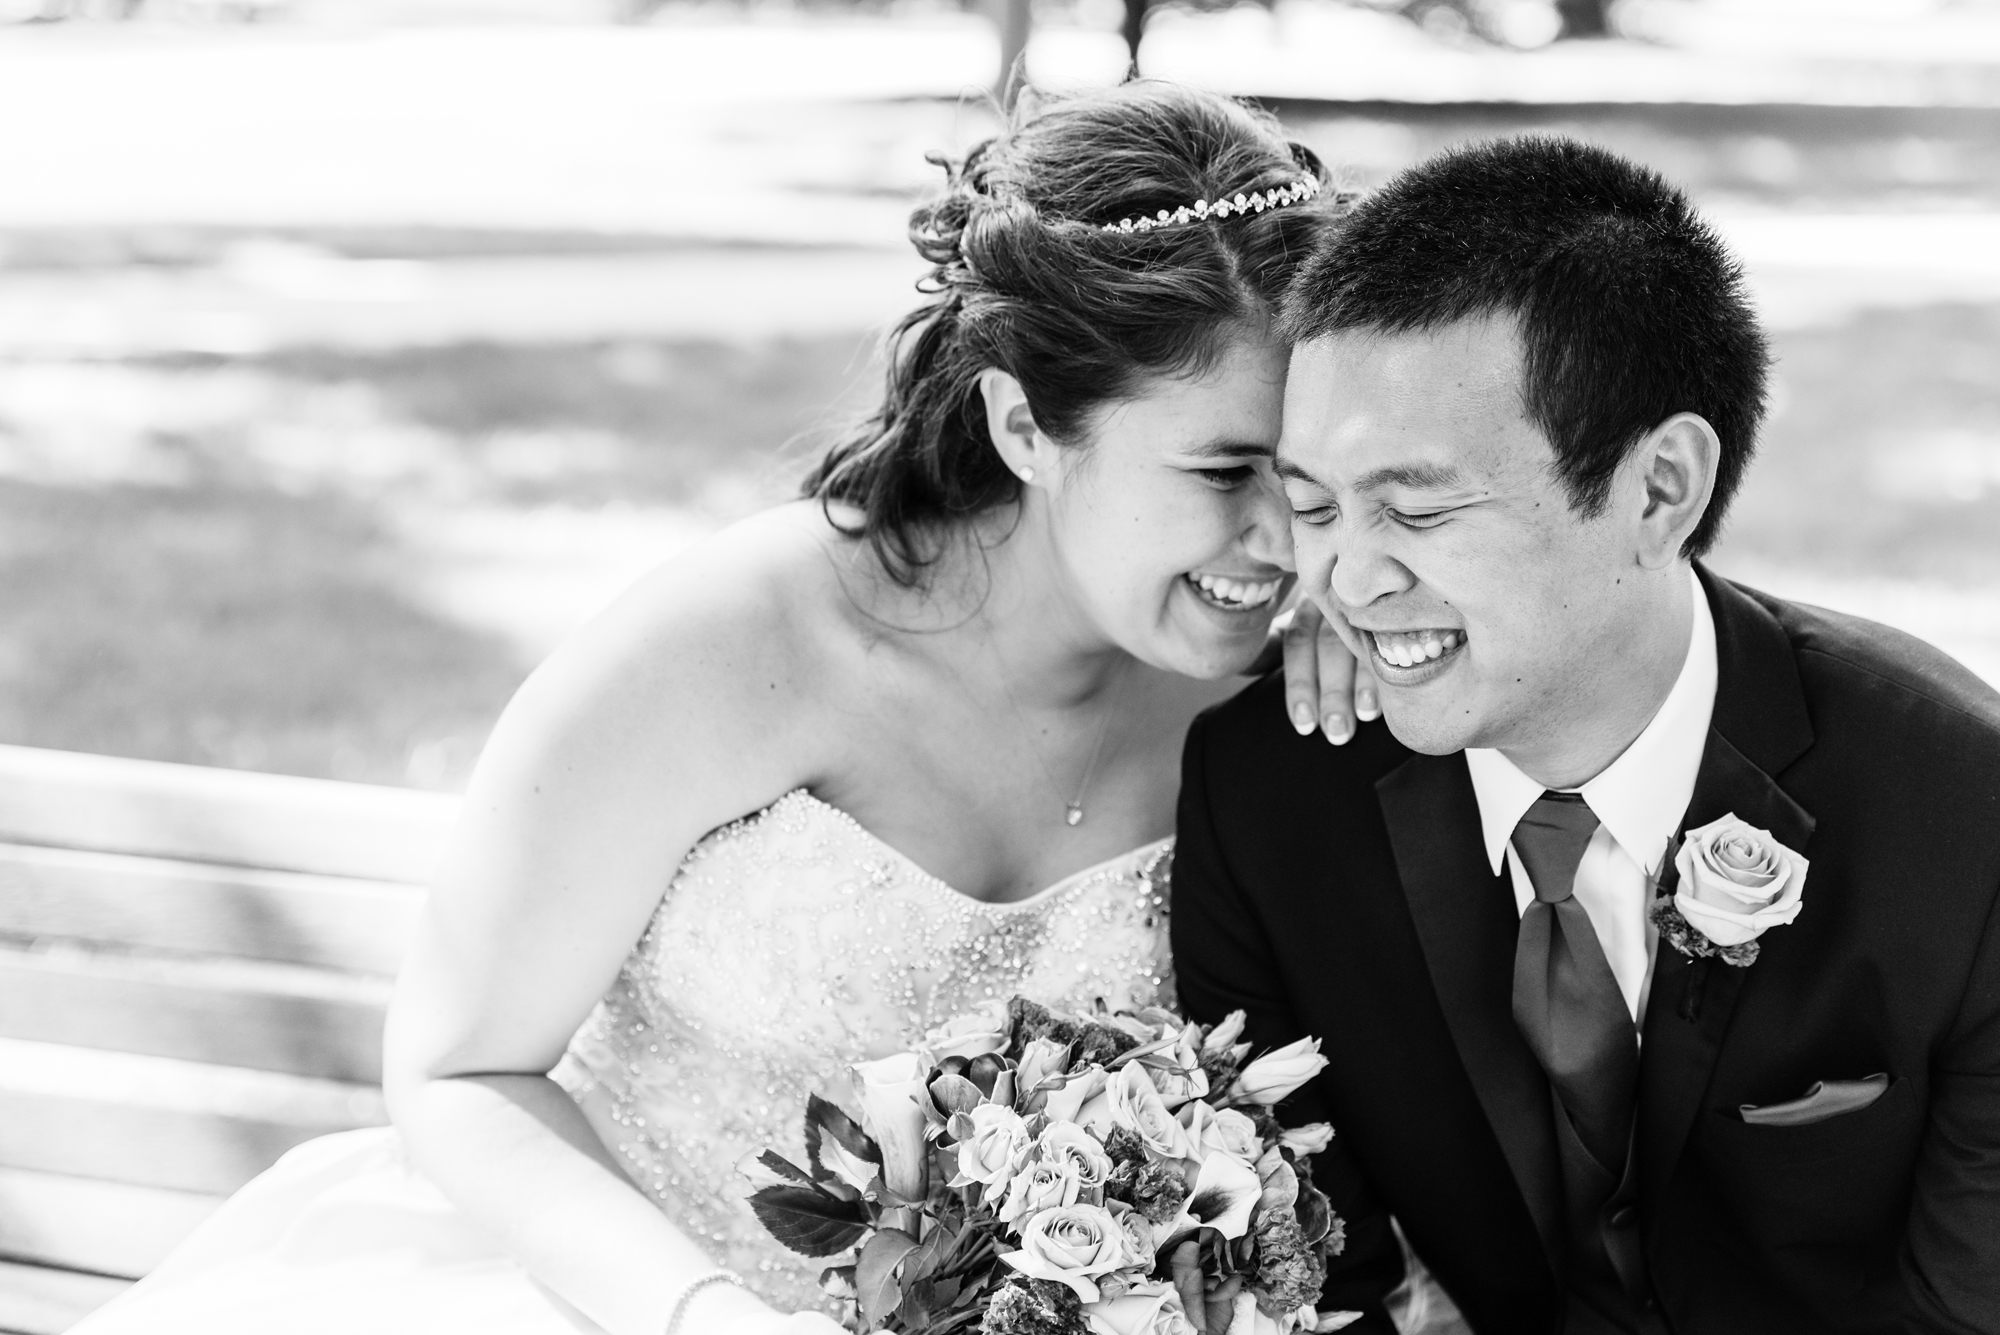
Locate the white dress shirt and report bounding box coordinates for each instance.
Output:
[1464,568,1718,1025]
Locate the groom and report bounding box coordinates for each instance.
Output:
[1173,137,2000,1334]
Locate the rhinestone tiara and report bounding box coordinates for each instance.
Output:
[1102,175,1321,234]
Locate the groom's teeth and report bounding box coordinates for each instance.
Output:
[1372,628,1465,669]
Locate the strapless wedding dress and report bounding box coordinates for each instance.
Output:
[73,790,1176,1334]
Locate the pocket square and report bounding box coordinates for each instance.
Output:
[1740,1073,1889,1127]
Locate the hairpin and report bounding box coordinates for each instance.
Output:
[1102,175,1321,234]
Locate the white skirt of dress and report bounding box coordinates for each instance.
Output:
[72,1128,605,1335]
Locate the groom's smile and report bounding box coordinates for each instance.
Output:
[1274,315,1678,773]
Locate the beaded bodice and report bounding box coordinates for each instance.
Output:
[553,789,1175,1314]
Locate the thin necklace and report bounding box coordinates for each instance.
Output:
[988,639,1126,828]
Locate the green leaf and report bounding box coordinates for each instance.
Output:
[804,1094,881,1182]
[747,1184,870,1258]
[755,1151,817,1187]
[856,1228,920,1326]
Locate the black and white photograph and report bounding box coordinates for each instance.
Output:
[0,1,1997,1332]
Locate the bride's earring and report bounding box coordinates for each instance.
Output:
[1016,466,1036,483]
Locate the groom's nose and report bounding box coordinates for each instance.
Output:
[1326,534,1417,611]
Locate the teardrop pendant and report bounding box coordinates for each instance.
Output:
[1065,804,1084,827]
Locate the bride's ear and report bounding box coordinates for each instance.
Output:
[978,368,1053,487]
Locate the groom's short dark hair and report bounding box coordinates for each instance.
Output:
[1279,136,1769,557]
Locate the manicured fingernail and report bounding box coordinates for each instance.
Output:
[1322,712,1352,744]
[1356,688,1379,720]
[1291,703,1316,735]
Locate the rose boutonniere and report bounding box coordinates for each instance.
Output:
[1650,814,1808,968]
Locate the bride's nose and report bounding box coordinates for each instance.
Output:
[1241,475,1296,572]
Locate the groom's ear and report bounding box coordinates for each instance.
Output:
[1631,411,1721,569]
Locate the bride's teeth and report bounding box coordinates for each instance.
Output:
[1186,573,1280,610]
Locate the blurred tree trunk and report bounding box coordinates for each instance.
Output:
[1121,0,1146,76]
[1555,0,1610,38]
[995,0,1032,102]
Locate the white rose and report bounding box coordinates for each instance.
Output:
[851,1051,931,1201]
[1038,1121,1114,1193]
[999,1157,1082,1229]
[1017,1037,1074,1098]
[1230,1038,1328,1106]
[1106,1063,1195,1160]
[1179,1102,1262,1164]
[923,1002,1011,1062]
[1111,1204,1158,1268]
[1044,1064,1111,1125]
[951,1102,1030,1192]
[1673,814,1808,948]
[1001,1203,1130,1301]
[1086,1280,1196,1335]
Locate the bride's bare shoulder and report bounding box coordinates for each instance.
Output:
[484,501,875,789]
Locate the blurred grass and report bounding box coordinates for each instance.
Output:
[0,335,877,787]
[1714,302,2000,582]
[2,94,1997,791]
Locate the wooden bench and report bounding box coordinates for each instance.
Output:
[0,743,457,1334]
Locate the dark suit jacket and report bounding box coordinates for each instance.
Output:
[1172,569,2000,1334]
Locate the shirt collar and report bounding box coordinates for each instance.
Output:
[1464,567,1719,877]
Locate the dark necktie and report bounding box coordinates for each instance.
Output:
[1509,791,1639,1177]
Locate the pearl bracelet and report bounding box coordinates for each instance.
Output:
[662,1269,746,1335]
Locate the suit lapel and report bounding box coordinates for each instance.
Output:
[1638,568,1817,1209]
[1377,752,1563,1271]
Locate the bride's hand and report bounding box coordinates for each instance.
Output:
[1277,598,1378,745]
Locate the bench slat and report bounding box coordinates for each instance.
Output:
[0,1167,221,1279]
[0,1259,131,1335]
[0,945,390,1084]
[0,842,421,975]
[0,1088,382,1197]
[0,744,458,883]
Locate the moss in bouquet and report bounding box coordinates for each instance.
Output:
[979,1277,1088,1335]
[1105,1158,1188,1226]
[1099,1126,1149,1171]
[1005,998,1138,1069]
[1249,1208,1327,1316]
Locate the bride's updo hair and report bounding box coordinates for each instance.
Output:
[803,80,1346,585]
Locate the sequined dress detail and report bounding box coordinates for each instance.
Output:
[71,789,1173,1335]
[555,790,1176,1312]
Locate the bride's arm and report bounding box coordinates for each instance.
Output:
[381,523,843,1335]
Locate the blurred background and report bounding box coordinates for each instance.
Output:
[3,0,1998,793]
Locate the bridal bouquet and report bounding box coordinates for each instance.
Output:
[742,997,1360,1335]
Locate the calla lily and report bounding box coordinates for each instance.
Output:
[851,1052,931,1201]
[1165,1150,1263,1241]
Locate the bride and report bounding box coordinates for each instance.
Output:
[73,81,1377,1335]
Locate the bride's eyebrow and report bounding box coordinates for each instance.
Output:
[1182,440,1274,460]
